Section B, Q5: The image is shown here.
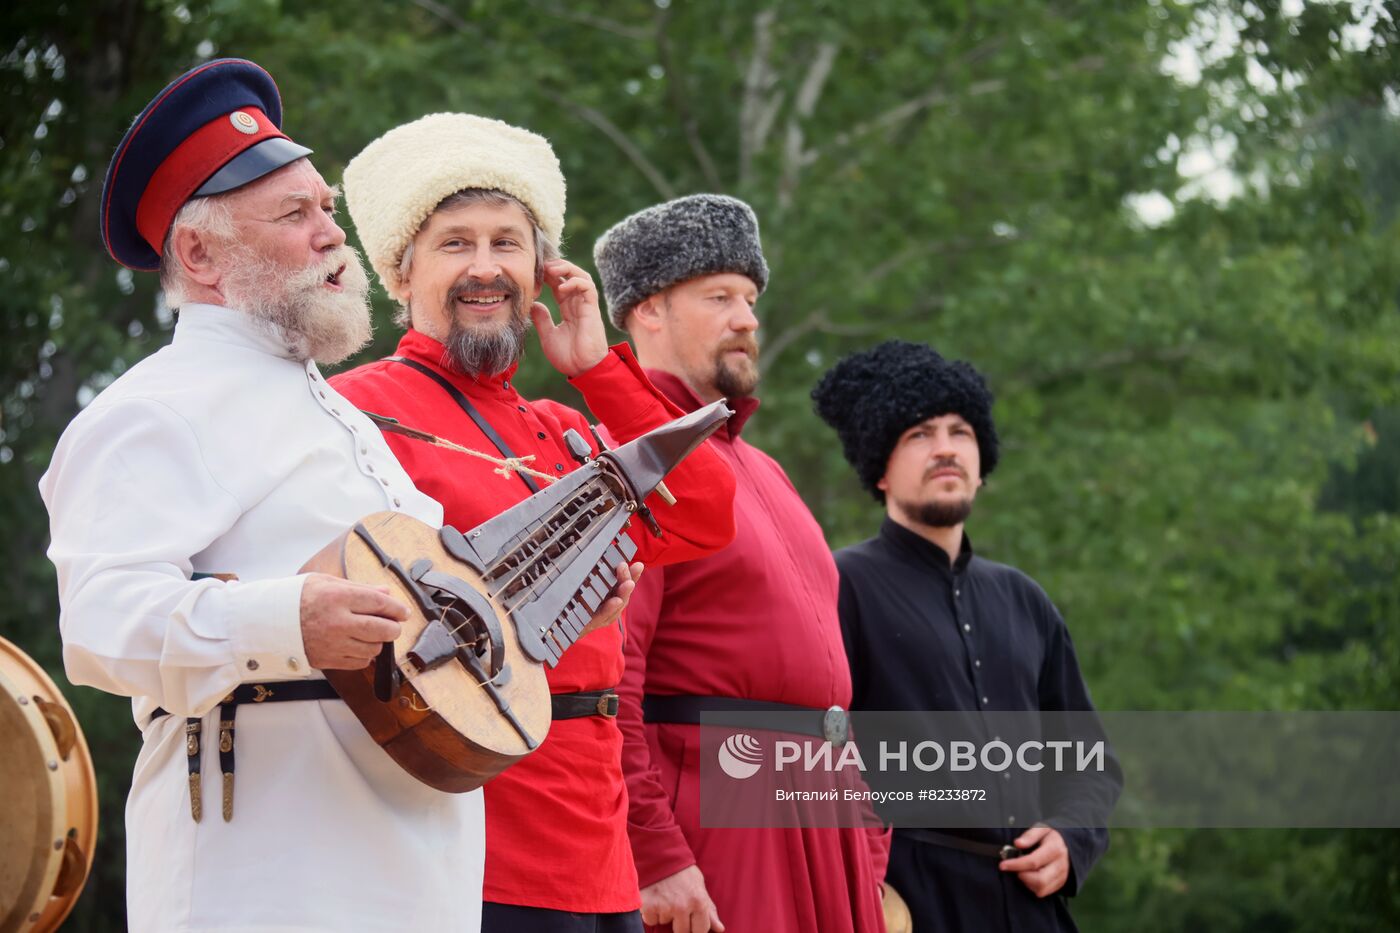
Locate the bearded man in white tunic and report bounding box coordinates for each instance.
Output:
[39,59,485,931]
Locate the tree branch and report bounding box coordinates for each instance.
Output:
[655,7,723,189]
[760,296,944,374]
[542,91,677,200]
[410,0,478,36]
[1017,343,1198,390]
[520,0,651,40]
[807,54,1106,168]
[739,8,780,186]
[867,236,1015,283]
[778,39,839,209]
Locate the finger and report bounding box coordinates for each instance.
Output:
[671,916,687,933]
[342,585,411,621]
[529,301,557,332]
[554,279,597,304]
[554,273,594,293]
[321,654,370,671]
[630,560,645,583]
[347,613,403,643]
[543,258,584,279]
[709,907,725,933]
[344,632,395,654]
[611,578,637,604]
[613,561,633,586]
[999,848,1050,872]
[1021,865,1059,898]
[1014,824,1051,848]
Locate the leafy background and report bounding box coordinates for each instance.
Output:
[3,0,1398,929]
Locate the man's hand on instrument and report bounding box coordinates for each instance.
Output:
[578,561,644,638]
[998,823,1071,898]
[640,864,725,933]
[299,573,409,670]
[530,258,608,379]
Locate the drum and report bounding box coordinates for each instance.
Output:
[0,637,97,933]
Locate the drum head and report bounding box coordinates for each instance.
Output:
[0,638,97,933]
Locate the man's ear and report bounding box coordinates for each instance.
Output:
[171,226,222,287]
[630,294,666,335]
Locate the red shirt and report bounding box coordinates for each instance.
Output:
[618,370,889,932]
[331,331,736,912]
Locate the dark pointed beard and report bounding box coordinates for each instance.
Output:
[896,496,974,528]
[441,277,529,376]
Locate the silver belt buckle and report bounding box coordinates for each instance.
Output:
[822,705,849,745]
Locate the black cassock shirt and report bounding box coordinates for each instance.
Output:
[836,517,1121,933]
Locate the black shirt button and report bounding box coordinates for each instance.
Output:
[518,405,527,412]
[537,432,547,440]
[556,463,565,471]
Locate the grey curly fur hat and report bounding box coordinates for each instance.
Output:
[811,340,1000,502]
[593,194,769,329]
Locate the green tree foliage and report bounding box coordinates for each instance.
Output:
[2,1,1397,928]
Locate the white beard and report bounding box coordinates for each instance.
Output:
[219,243,373,365]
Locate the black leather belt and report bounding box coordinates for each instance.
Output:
[153,682,618,822]
[901,827,1024,861]
[152,680,339,823]
[552,689,619,719]
[642,694,849,744]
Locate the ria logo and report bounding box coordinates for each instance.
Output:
[717,733,764,779]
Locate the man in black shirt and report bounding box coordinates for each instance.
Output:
[812,340,1120,933]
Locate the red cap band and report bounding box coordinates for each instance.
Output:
[134,107,288,254]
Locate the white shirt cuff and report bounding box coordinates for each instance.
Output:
[226,574,312,681]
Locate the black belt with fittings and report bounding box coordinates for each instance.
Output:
[901,827,1024,861]
[153,682,617,822]
[642,694,849,744]
[152,680,340,823]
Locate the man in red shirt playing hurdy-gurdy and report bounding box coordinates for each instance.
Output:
[330,114,737,933]
[594,194,890,933]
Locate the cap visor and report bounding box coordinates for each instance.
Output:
[194,136,313,196]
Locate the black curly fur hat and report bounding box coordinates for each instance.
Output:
[811,340,999,501]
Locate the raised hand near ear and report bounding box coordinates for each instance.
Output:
[532,259,608,379]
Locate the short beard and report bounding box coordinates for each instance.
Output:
[441,276,529,376]
[219,243,372,365]
[711,334,761,398]
[895,496,974,529]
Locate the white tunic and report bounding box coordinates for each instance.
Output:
[40,304,484,932]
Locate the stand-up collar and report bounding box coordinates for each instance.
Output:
[395,327,521,395]
[172,303,304,360]
[880,515,974,575]
[643,367,760,439]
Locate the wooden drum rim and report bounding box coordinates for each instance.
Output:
[0,637,98,933]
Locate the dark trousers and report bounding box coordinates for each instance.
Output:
[481,902,643,933]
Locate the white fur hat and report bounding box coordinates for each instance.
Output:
[343,113,566,301]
